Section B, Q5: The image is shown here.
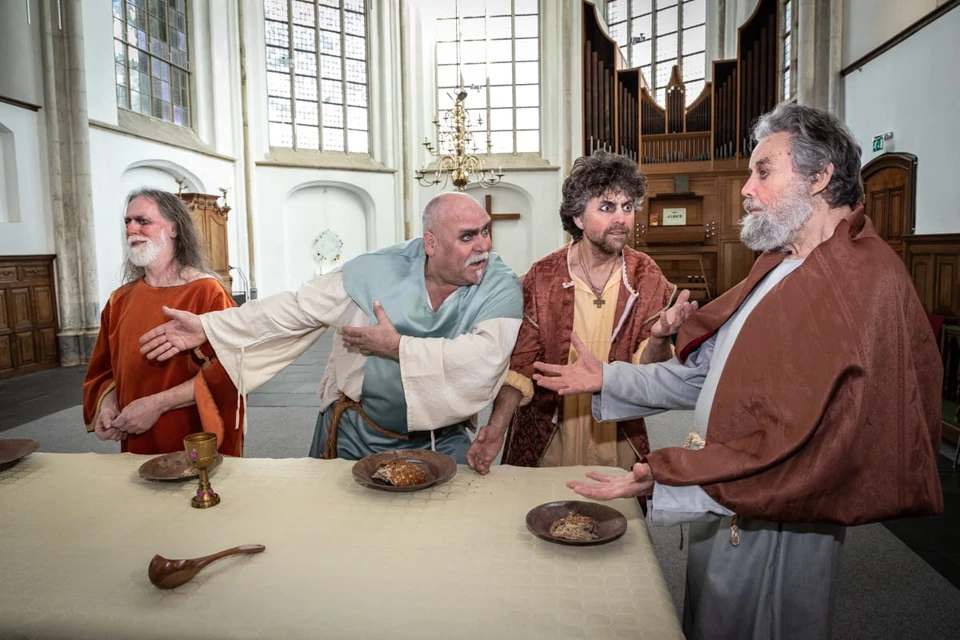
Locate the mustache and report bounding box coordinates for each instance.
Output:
[743,199,764,214]
[466,251,489,266]
[127,235,149,246]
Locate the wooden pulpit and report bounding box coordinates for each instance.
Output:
[178,192,233,293]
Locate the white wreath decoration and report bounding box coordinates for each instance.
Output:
[312,229,344,265]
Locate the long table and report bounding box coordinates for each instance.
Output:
[0,453,682,639]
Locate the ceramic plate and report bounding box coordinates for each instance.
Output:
[138,451,223,482]
[0,438,39,471]
[526,500,628,546]
[352,449,457,492]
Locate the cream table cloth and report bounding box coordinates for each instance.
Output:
[0,453,682,640]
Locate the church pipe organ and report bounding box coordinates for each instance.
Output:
[581,0,781,298]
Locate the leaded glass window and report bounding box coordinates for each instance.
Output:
[113,0,191,126]
[606,0,706,107]
[435,0,541,154]
[265,0,369,153]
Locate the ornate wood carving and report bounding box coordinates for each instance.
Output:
[0,255,59,379]
[178,192,233,293]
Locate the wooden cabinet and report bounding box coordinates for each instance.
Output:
[636,166,753,301]
[178,193,233,293]
[0,255,59,379]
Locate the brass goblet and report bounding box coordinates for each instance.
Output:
[184,432,221,509]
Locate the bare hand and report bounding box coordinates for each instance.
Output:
[111,396,163,435]
[93,391,125,441]
[139,306,206,361]
[532,332,602,395]
[340,301,401,360]
[467,424,507,475]
[566,462,654,500]
[650,289,698,338]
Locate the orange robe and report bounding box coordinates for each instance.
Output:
[82,278,244,456]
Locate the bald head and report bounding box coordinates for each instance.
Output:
[421,192,486,233]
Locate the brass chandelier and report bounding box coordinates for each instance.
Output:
[415,87,504,191]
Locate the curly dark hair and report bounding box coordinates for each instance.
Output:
[559,150,647,241]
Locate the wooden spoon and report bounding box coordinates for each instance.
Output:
[148,544,265,589]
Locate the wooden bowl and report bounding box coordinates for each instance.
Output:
[138,451,223,482]
[352,449,457,492]
[0,438,39,471]
[526,500,628,546]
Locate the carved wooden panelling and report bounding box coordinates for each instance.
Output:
[16,331,35,366]
[0,255,59,379]
[39,327,57,362]
[904,234,960,321]
[34,286,54,324]
[11,288,31,329]
[0,335,11,371]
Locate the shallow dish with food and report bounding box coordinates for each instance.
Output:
[138,451,223,482]
[526,500,628,546]
[0,439,39,471]
[352,449,457,492]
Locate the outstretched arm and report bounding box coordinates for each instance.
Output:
[139,307,207,361]
[467,385,523,474]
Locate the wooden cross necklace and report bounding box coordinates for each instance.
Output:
[577,240,620,308]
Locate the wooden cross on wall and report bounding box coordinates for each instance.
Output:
[484,195,521,246]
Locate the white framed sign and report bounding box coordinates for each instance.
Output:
[662,207,687,226]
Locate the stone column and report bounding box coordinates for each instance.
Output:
[40,0,100,366]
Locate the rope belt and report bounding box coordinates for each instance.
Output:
[323,393,446,459]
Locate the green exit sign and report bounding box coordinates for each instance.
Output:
[872,135,884,152]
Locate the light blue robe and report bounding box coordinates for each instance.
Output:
[309,239,522,461]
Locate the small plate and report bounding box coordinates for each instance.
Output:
[526,500,628,546]
[0,438,39,471]
[352,449,457,492]
[138,451,223,482]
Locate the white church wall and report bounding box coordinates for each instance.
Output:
[842,0,940,68]
[0,104,55,256]
[253,167,395,296]
[0,0,44,108]
[843,7,960,234]
[88,128,239,305]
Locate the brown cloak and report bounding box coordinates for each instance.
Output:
[645,207,943,525]
[503,245,675,466]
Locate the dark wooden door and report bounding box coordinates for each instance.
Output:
[862,153,917,259]
[0,255,59,379]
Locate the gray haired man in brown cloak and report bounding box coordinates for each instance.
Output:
[533,103,943,639]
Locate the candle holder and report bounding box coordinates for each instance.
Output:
[184,432,221,509]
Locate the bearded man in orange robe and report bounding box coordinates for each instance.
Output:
[83,188,242,456]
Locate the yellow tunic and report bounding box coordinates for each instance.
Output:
[540,268,638,470]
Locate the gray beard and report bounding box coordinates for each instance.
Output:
[739,185,814,252]
[124,235,166,267]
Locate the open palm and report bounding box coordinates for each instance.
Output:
[139,306,206,361]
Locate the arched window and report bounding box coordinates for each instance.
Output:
[264,0,370,154]
[780,0,798,102]
[112,0,191,126]
[606,0,706,106]
[435,0,541,154]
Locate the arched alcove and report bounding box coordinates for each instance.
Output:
[284,182,373,288]
[0,121,22,223]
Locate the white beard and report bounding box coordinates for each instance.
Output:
[125,232,168,267]
[739,178,815,252]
